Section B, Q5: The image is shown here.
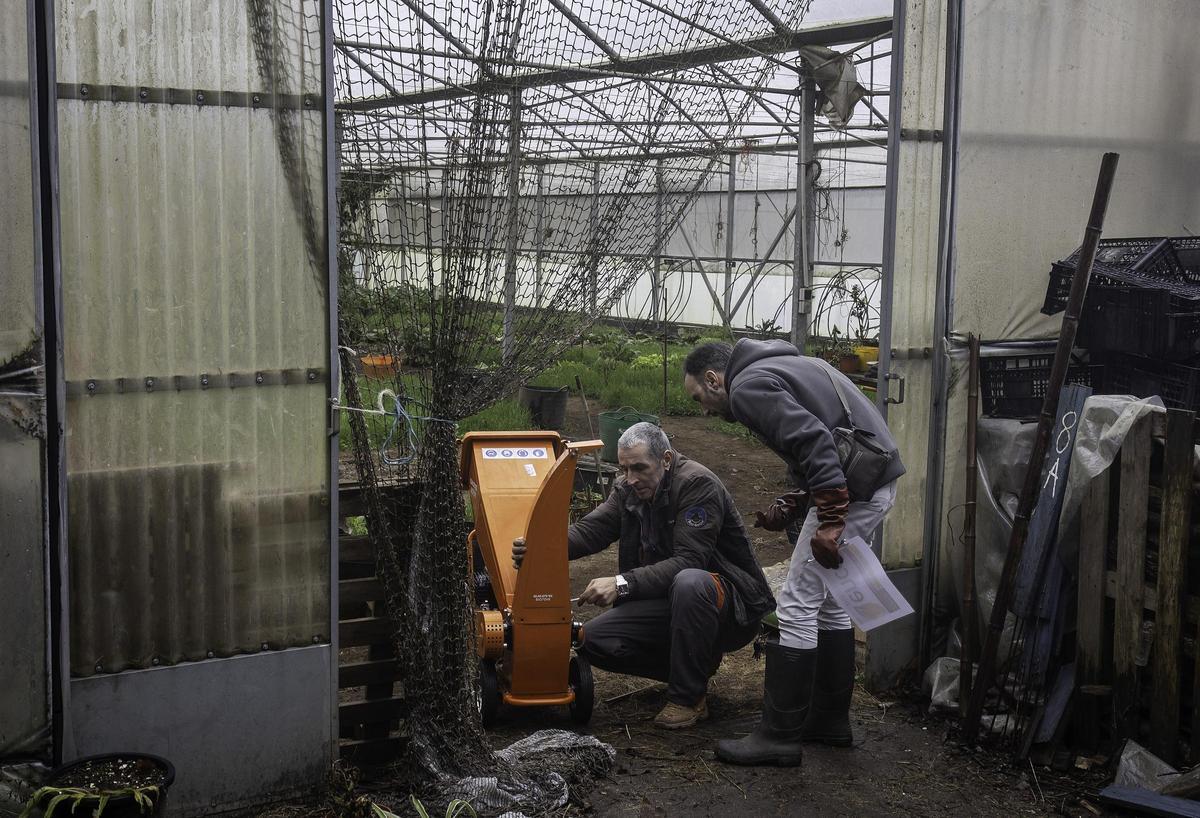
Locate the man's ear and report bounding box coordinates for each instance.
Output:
[662,449,674,471]
[705,370,722,390]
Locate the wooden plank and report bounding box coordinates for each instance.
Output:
[1114,415,1151,741]
[1154,409,1194,762]
[1076,468,1111,750]
[339,616,394,647]
[339,576,386,607]
[1104,573,1200,624]
[339,735,408,765]
[339,534,374,564]
[339,695,408,735]
[339,658,399,689]
[1098,786,1200,818]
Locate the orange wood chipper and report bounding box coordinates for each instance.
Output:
[460,431,603,727]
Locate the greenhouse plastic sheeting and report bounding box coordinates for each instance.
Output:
[55,0,330,676]
[0,0,51,756]
[951,0,1200,341]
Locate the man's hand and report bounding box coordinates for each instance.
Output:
[753,490,807,532]
[512,537,526,570]
[754,503,792,531]
[578,576,619,607]
[810,487,850,569]
[810,531,843,569]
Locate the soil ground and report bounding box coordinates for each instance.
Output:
[483,398,1108,818]
[319,395,1113,818]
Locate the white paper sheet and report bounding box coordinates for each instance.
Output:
[815,536,915,632]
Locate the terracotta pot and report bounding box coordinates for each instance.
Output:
[360,354,398,379]
[838,353,862,374]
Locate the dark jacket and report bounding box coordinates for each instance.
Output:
[725,339,906,495]
[567,454,775,627]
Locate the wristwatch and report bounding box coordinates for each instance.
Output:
[615,574,631,599]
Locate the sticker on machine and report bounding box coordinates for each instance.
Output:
[524,464,537,477]
[482,447,550,459]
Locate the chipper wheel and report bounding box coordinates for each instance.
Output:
[568,654,594,725]
[478,659,501,728]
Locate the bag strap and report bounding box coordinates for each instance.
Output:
[815,358,856,428]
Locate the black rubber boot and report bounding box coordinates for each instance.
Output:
[715,642,816,766]
[801,628,856,747]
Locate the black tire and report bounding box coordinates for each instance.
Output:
[478,659,501,729]
[568,653,594,725]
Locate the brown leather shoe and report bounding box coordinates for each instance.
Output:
[654,697,709,729]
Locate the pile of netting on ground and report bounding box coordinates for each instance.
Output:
[326,0,813,812]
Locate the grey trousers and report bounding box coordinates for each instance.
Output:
[776,480,898,649]
[580,568,760,706]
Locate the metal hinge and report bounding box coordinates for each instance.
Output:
[885,372,905,405]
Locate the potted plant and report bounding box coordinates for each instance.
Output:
[847,285,879,370]
[823,328,861,374]
[20,754,174,818]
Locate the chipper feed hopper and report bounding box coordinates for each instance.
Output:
[460,431,603,727]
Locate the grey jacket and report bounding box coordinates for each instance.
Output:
[725,339,905,495]
[567,454,776,628]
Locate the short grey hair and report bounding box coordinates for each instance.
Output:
[617,421,670,460]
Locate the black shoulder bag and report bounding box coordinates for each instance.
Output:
[817,360,894,500]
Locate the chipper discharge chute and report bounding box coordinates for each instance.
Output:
[460,432,604,728]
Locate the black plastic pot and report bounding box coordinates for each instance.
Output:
[36,753,175,817]
[518,385,569,430]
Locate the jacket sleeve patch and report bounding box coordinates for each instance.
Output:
[683,505,710,527]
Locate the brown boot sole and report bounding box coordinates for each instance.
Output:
[654,703,709,730]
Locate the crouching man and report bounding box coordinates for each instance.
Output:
[512,422,774,729]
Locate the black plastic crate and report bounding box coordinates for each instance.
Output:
[1042,236,1200,314]
[980,354,1094,419]
[1101,353,1200,411]
[1079,285,1200,361]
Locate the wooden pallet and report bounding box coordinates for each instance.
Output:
[336,482,414,766]
[1075,408,1198,764]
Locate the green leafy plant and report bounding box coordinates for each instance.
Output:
[820,327,856,365]
[369,796,477,818]
[20,785,160,818]
[744,318,783,340]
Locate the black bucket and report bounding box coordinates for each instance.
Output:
[35,753,176,817]
[518,385,569,430]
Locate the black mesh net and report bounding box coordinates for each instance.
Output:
[261,0,818,813]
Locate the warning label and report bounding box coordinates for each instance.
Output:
[482,447,549,459]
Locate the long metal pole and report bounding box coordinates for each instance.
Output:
[723,155,736,322]
[653,160,664,326]
[589,160,599,314]
[790,66,815,350]
[535,165,544,308]
[502,88,521,362]
[960,333,980,713]
[962,152,1120,744]
[656,160,667,414]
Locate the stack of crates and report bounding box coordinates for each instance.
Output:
[1041,236,1200,411]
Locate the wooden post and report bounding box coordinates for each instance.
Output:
[1075,467,1111,750]
[1114,415,1151,741]
[1152,409,1194,762]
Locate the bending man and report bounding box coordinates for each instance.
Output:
[513,422,774,729]
[683,340,905,766]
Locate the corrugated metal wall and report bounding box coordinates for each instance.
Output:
[55,0,330,676]
[0,0,51,756]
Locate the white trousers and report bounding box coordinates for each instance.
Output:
[776,481,899,649]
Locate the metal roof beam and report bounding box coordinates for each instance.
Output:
[338,16,891,111]
[745,0,792,36]
[546,0,625,62]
